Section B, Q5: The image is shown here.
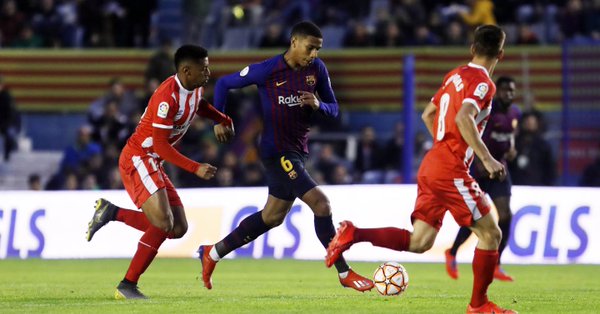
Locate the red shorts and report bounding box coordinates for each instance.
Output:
[119,147,182,209]
[412,173,491,230]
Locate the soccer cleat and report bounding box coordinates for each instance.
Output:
[445,249,459,279]
[198,245,216,289]
[339,269,374,292]
[114,280,147,300]
[467,301,517,313]
[325,220,356,268]
[86,198,118,242]
[493,265,514,282]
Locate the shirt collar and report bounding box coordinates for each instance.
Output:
[174,74,194,94]
[467,62,490,78]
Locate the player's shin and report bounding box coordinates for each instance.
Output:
[470,248,498,308]
[315,215,350,273]
[214,211,271,258]
[124,225,169,283]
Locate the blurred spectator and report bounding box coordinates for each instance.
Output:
[374,20,404,47]
[580,154,600,187]
[241,161,266,186]
[384,122,404,171]
[11,23,43,48]
[0,74,20,162]
[30,0,63,47]
[408,24,441,46]
[0,0,26,47]
[331,164,352,185]
[459,0,497,27]
[90,100,129,147]
[516,24,540,45]
[88,78,139,126]
[145,39,174,83]
[78,0,107,47]
[118,0,157,47]
[314,143,343,184]
[63,170,79,190]
[28,173,42,191]
[59,125,102,175]
[558,0,586,40]
[444,20,467,45]
[354,126,384,182]
[509,111,556,186]
[343,22,373,47]
[259,23,288,48]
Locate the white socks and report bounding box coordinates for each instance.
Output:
[209,246,221,262]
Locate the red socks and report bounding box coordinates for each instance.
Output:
[471,248,498,307]
[354,227,411,251]
[124,226,169,283]
[116,208,150,232]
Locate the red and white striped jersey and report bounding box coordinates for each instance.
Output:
[126,75,201,158]
[421,63,496,176]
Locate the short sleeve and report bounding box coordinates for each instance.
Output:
[150,94,178,130]
[463,79,493,112]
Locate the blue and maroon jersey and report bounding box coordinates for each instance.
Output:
[213,54,338,158]
[482,101,521,162]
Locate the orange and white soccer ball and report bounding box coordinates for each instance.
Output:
[373,262,409,296]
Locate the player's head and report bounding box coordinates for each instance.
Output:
[174,45,210,89]
[495,76,516,107]
[471,25,505,60]
[288,21,323,67]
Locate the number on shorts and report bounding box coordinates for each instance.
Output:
[436,93,450,141]
[280,156,293,173]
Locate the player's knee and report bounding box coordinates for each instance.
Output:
[171,223,188,239]
[263,212,286,227]
[410,237,434,253]
[480,227,502,247]
[497,210,512,225]
[311,198,331,216]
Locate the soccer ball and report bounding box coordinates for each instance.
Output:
[373,262,409,296]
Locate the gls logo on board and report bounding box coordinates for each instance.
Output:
[0,208,45,258]
[230,205,301,258]
[510,205,590,260]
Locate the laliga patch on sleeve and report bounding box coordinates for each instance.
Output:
[157,102,169,118]
[473,83,489,100]
[240,66,249,77]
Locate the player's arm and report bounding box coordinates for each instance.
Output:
[152,102,216,179]
[213,61,273,112]
[300,59,338,117]
[421,101,437,137]
[196,98,234,143]
[455,103,505,180]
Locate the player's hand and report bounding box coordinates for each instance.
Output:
[298,90,320,110]
[195,163,217,180]
[482,157,506,181]
[505,147,517,161]
[214,122,235,143]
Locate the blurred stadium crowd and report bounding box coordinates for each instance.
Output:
[1,0,600,190]
[1,0,599,48]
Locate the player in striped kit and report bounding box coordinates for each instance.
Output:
[326,25,517,313]
[445,76,520,282]
[85,45,234,299]
[197,21,374,292]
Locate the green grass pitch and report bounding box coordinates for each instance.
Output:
[1,259,599,313]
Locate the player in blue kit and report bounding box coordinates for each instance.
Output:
[445,76,520,282]
[196,21,374,292]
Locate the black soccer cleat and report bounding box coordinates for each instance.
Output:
[86,198,118,242]
[115,280,148,300]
